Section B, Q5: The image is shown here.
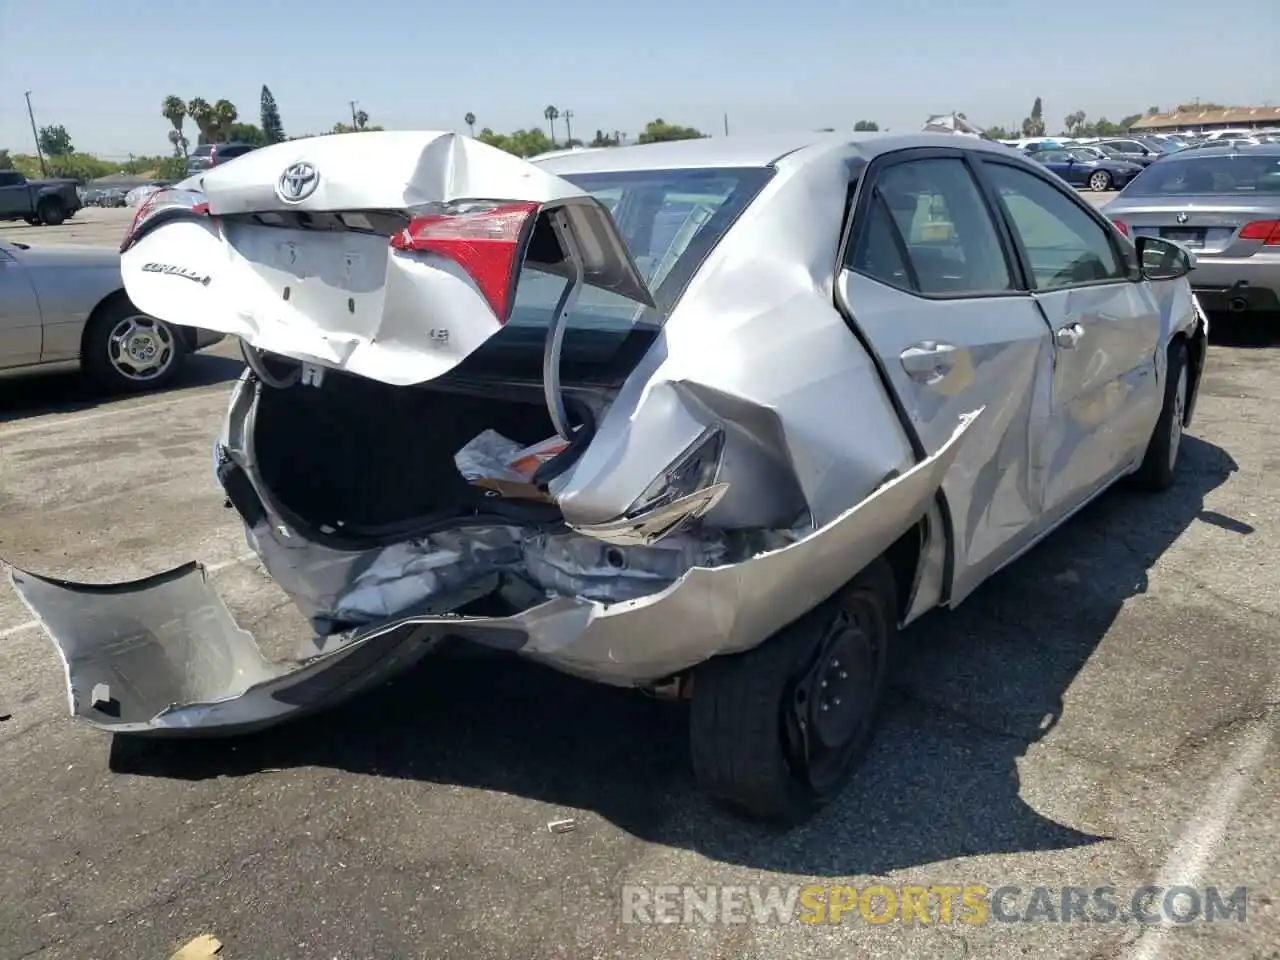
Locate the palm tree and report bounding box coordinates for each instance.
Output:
[464,112,476,136]
[212,99,238,142]
[187,98,213,144]
[544,105,559,145]
[161,96,188,156]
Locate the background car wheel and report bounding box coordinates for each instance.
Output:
[24,215,40,226]
[82,297,188,393]
[36,198,65,226]
[1089,170,1112,192]
[689,557,896,824]
[1134,339,1189,491]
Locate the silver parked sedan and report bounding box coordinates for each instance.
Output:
[1102,143,1280,316]
[7,131,1207,823]
[0,239,224,391]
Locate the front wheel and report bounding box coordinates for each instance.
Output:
[1089,170,1113,192]
[1133,339,1189,491]
[82,299,188,393]
[689,558,897,824]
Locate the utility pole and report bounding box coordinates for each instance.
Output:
[723,113,729,136]
[563,109,574,145]
[24,91,47,178]
[349,100,359,127]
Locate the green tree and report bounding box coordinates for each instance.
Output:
[0,149,10,169]
[1118,114,1143,132]
[260,86,285,144]
[464,112,476,136]
[853,119,880,131]
[38,124,75,156]
[211,100,238,142]
[1021,97,1046,137]
[589,129,620,147]
[982,125,1012,140]
[162,95,188,157]
[1176,101,1226,112]
[156,156,189,181]
[187,98,215,144]
[636,119,704,143]
[227,122,267,145]
[543,105,559,145]
[1147,105,1162,115]
[1063,111,1087,136]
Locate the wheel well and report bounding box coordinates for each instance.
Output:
[1177,328,1205,426]
[79,289,131,358]
[883,518,926,622]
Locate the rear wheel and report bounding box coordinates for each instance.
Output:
[24,215,40,226]
[1134,339,1189,491]
[1089,170,1112,192]
[82,298,188,393]
[36,198,65,226]
[689,558,896,824]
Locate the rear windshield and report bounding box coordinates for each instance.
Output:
[458,165,773,385]
[1123,154,1280,196]
[192,144,214,157]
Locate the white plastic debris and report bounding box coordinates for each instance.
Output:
[547,818,578,834]
[454,430,568,485]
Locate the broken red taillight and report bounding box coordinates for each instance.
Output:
[390,200,540,322]
[1238,219,1280,244]
[1109,218,1130,237]
[121,188,210,253]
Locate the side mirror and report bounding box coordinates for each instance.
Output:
[1136,235,1195,281]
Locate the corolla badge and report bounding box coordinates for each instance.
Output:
[141,262,211,286]
[1176,212,1189,224]
[276,162,319,203]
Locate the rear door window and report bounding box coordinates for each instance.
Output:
[848,157,1015,296]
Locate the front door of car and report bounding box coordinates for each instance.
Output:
[834,150,1058,604]
[0,244,44,368]
[1037,150,1081,185]
[977,158,1164,521]
[0,171,30,218]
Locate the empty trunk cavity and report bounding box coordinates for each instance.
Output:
[239,371,802,635]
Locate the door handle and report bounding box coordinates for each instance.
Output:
[1055,323,1085,349]
[900,341,959,383]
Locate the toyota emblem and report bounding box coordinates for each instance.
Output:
[276,162,319,203]
[1176,212,1189,224]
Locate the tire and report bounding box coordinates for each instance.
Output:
[689,557,897,824]
[1133,339,1189,491]
[81,298,188,393]
[36,197,65,226]
[1089,170,1113,192]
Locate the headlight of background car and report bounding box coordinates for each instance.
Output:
[571,424,730,547]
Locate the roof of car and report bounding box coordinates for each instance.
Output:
[1165,143,1280,158]
[533,131,1017,175]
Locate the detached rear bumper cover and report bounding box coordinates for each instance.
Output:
[7,412,978,737]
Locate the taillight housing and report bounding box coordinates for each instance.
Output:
[390,199,540,322]
[1110,218,1130,237]
[120,188,210,253]
[1239,219,1280,244]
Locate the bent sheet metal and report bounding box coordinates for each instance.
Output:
[6,409,981,738]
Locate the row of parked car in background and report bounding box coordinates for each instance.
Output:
[1000,128,1280,191]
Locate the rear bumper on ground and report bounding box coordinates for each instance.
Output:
[4,412,978,737]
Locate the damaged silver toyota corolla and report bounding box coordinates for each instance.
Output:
[7,131,1209,822]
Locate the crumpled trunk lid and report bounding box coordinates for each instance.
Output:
[121,131,656,390]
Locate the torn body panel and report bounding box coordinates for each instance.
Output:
[6,412,978,735]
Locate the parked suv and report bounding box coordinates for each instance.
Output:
[186,142,258,176]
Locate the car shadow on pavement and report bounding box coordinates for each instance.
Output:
[0,353,244,425]
[111,434,1239,877]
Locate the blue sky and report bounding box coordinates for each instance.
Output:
[1,0,1275,158]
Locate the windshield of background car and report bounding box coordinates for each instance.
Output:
[191,144,214,157]
[1069,149,1099,161]
[1122,154,1280,196]
[456,164,773,385]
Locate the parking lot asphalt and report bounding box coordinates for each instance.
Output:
[0,207,1277,960]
